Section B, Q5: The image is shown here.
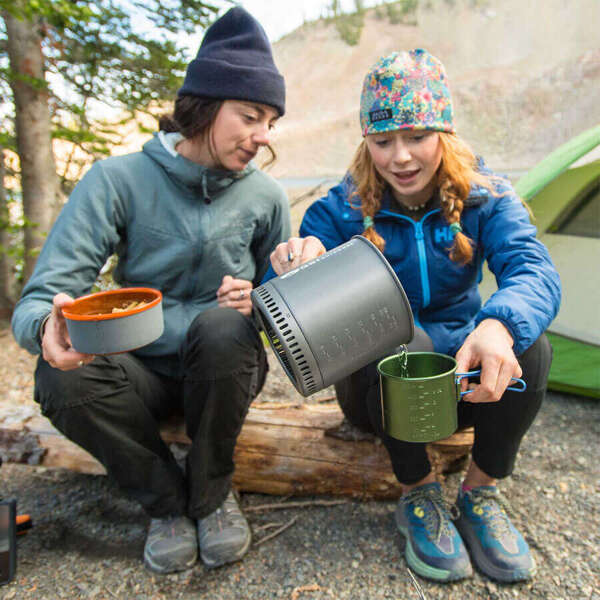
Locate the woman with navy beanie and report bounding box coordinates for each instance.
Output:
[12,7,290,574]
[270,50,560,584]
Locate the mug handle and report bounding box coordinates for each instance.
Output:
[456,370,527,396]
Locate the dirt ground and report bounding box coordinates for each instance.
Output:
[0,321,599,599]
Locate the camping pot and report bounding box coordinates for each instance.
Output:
[378,352,527,443]
[251,236,414,396]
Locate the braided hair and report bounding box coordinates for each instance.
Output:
[348,141,386,251]
[349,132,499,264]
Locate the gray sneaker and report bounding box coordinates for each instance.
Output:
[197,490,251,568]
[143,515,197,574]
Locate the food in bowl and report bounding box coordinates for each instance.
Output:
[111,300,149,313]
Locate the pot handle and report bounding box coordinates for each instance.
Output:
[456,370,527,396]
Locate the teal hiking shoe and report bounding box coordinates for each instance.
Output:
[395,482,472,581]
[197,490,251,568]
[143,515,197,574]
[455,486,536,582]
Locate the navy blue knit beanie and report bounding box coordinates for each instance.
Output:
[178,6,286,116]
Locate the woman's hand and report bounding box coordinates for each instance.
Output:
[455,318,522,403]
[269,236,326,275]
[42,293,95,371]
[217,275,253,316]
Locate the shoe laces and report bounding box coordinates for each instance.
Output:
[204,492,244,534]
[150,515,192,539]
[405,486,455,544]
[467,488,514,539]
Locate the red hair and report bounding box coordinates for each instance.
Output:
[348,132,502,264]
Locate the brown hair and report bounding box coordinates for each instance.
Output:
[348,132,502,265]
[159,95,277,168]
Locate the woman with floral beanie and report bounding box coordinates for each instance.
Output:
[270,49,560,583]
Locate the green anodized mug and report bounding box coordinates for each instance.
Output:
[377,352,526,443]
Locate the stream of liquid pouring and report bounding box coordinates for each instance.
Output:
[397,344,409,378]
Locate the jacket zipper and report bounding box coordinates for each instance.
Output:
[414,213,440,308]
[351,203,441,318]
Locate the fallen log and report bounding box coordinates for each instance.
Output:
[0,401,473,499]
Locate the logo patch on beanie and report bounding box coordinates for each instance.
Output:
[369,108,393,124]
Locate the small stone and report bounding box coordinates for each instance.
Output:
[576,456,587,466]
[581,585,594,596]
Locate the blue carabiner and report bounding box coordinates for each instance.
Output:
[456,369,527,396]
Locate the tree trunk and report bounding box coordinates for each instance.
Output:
[0,148,16,318]
[0,401,474,499]
[3,11,59,283]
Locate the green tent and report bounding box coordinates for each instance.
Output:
[479,125,600,398]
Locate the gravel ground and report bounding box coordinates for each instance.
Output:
[1,337,599,599]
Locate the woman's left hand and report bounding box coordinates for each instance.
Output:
[217,275,253,316]
[455,318,522,403]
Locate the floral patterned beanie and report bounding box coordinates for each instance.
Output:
[359,49,455,136]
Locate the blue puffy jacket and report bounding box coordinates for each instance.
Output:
[299,171,561,357]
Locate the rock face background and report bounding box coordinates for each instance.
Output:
[267,0,600,178]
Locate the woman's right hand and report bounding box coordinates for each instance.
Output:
[270,236,326,275]
[41,293,95,371]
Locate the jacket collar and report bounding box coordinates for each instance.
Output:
[143,132,254,200]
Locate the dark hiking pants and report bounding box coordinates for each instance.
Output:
[34,307,267,519]
[334,328,553,484]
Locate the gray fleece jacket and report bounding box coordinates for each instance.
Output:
[12,132,291,376]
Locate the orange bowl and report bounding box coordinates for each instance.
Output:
[63,288,163,354]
